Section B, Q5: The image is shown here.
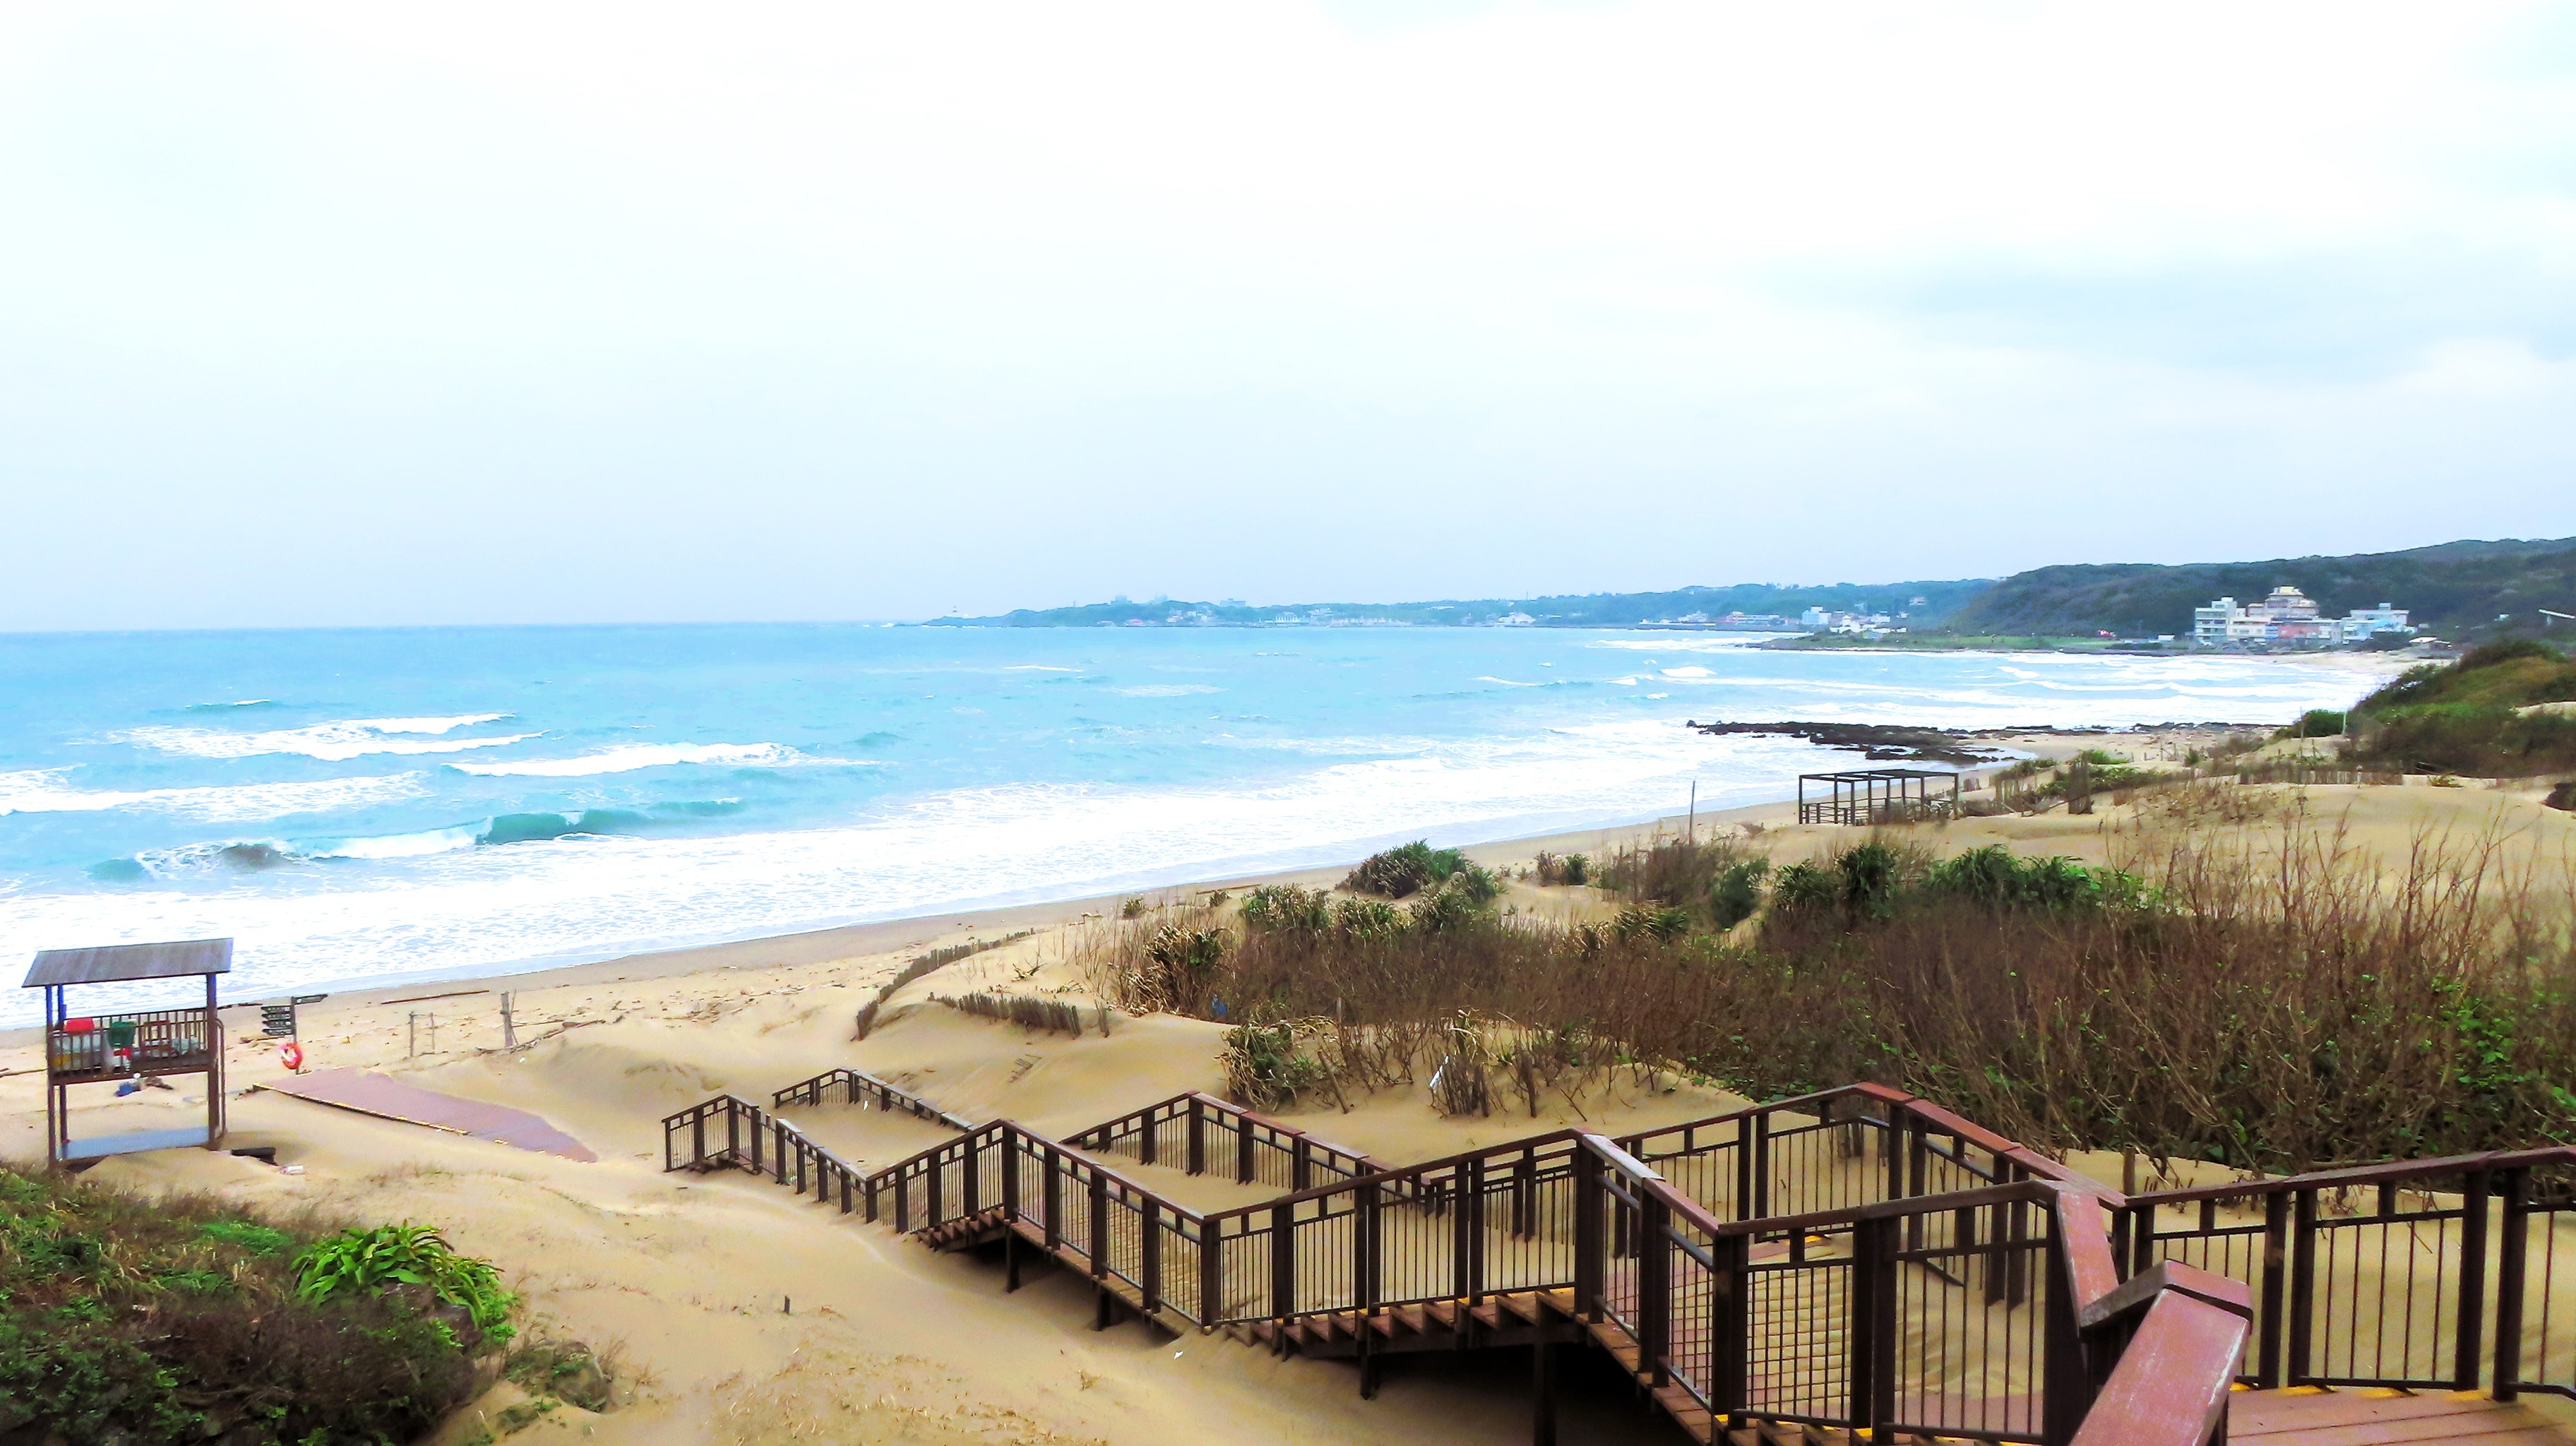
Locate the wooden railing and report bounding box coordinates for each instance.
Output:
[670,1075,2259,1445]
[1611,1080,2086,1224]
[660,1094,869,1212]
[1070,1091,1388,1193]
[771,1066,978,1132]
[44,1006,217,1082]
[2118,1144,2576,1402]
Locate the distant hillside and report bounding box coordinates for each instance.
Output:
[1946,537,2576,638]
[933,578,1995,628]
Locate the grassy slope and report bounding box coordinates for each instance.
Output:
[2351,640,2576,775]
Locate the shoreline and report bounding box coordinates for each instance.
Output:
[0,719,2260,1041]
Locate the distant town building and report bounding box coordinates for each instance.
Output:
[2192,587,2414,646]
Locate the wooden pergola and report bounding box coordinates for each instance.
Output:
[1796,767,1960,826]
[26,938,230,1167]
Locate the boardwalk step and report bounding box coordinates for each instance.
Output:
[1648,1384,1712,1444]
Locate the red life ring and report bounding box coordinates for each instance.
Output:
[279,1043,304,1072]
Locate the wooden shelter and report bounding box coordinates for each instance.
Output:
[1796,767,1960,825]
[25,938,229,1166]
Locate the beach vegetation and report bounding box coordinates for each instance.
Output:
[2347,640,2576,776]
[0,1165,504,1445]
[1344,840,1471,898]
[1533,851,1590,886]
[1084,815,2576,1171]
[1710,859,1768,931]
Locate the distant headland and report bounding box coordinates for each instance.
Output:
[926,534,2576,649]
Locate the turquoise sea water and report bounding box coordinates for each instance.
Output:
[0,624,2383,1018]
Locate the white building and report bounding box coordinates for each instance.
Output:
[2193,587,2413,646]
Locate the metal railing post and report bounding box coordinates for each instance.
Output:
[2498,1168,2529,1402]
[2259,1190,2289,1388]
[1000,1125,1020,1220]
[2457,1169,2491,1391]
[1089,1169,1110,1277]
[1848,1214,1880,1433]
[1201,1215,1224,1326]
[2288,1188,2317,1385]
[1141,1197,1163,1314]
[1734,1113,1755,1221]
[2041,1206,2087,1446]
[1356,1182,1382,1317]
[1187,1098,1206,1177]
[1044,1147,1065,1250]
[962,1130,982,1215]
[1272,1201,1296,1320]
[1714,1231,1748,1425]
[1456,1157,1482,1302]
[1575,1148,1604,1322]
[1640,1193,1671,1389]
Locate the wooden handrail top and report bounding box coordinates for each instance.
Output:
[1198,1128,1595,1224]
[2123,1144,2576,1207]
[1615,1080,2087,1188]
[861,1117,1217,1225]
[1076,1089,1392,1171]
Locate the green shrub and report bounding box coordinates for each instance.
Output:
[0,1166,487,1445]
[1612,904,1693,942]
[294,1221,516,1343]
[1409,878,1493,933]
[1221,1020,1330,1111]
[1344,840,1467,898]
[1770,861,1839,913]
[1241,884,1332,933]
[1710,859,1769,931]
[1334,896,1409,938]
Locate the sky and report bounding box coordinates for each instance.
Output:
[4,1,2573,630]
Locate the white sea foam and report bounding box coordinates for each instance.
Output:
[443,742,827,777]
[114,716,527,762]
[0,650,2392,1022]
[0,769,427,821]
[1475,676,1544,687]
[301,825,484,861]
[1114,684,1223,698]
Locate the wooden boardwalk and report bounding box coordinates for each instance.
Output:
[2231,1388,2571,1445]
[664,1072,2576,1446]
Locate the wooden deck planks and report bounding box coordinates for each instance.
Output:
[2231,1390,2576,1446]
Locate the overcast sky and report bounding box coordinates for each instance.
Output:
[4,2,2572,630]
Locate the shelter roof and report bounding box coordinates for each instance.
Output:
[1800,768,1957,783]
[23,938,233,988]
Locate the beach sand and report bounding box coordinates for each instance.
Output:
[7,710,2570,1445]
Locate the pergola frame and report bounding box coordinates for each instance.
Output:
[1796,767,1960,826]
[26,939,230,1167]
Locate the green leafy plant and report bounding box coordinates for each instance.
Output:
[294,1223,517,1343]
[1709,859,1769,931]
[1344,839,1469,898]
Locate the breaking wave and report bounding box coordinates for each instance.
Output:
[114,715,527,762]
[444,743,834,777]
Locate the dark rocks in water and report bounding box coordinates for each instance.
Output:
[1685,720,2006,766]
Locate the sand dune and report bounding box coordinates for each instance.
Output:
[5,752,2572,1444]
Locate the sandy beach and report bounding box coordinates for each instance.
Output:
[15,702,2571,1446]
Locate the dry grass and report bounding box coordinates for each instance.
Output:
[1082,816,2576,1171]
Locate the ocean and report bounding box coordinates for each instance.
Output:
[0,624,2383,1020]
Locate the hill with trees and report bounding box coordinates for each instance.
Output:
[1944,537,2576,638]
